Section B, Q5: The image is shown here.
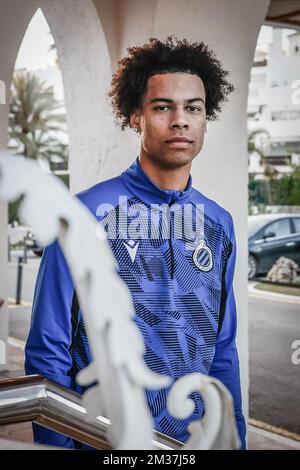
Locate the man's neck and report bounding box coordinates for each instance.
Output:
[138,154,191,192]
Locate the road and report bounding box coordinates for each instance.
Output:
[249,293,300,435]
[7,257,300,435]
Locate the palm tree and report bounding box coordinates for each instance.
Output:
[248,128,278,205]
[8,70,67,167]
[248,128,269,165]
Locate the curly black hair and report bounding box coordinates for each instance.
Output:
[108,36,234,130]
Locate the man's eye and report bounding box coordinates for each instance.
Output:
[153,105,170,111]
[187,106,202,112]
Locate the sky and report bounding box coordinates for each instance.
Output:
[15,8,56,70]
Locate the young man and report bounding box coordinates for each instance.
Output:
[25,36,246,449]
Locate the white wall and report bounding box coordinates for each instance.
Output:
[0,0,40,370]
[0,0,272,444]
[0,0,118,364]
[0,201,8,371]
[100,0,271,437]
[39,0,118,193]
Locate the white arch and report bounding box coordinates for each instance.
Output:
[39,0,116,192]
[0,0,116,371]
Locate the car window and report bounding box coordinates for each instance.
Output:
[263,219,290,238]
[248,217,273,238]
[293,218,300,233]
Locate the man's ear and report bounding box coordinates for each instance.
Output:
[130,111,141,132]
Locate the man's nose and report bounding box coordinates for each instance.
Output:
[169,109,189,129]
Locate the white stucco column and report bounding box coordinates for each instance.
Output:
[0,0,119,368]
[0,87,9,371]
[40,0,121,194]
[112,0,272,440]
[0,0,39,370]
[0,201,8,371]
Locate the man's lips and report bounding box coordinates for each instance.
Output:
[165,137,193,149]
[166,137,192,143]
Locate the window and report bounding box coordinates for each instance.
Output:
[264,219,290,238]
[293,218,300,233]
[271,110,300,121]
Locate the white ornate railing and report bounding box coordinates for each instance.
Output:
[0,151,240,450]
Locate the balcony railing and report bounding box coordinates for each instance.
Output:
[0,375,182,450]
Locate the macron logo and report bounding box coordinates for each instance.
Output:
[123,240,139,262]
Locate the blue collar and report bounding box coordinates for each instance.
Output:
[121,157,193,206]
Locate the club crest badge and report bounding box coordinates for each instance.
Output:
[193,238,213,272]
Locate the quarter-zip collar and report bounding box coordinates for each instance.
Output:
[121,157,193,207]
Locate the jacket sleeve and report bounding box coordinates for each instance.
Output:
[24,240,76,448]
[209,213,247,450]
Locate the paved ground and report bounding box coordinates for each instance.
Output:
[8,304,32,342]
[249,291,300,435]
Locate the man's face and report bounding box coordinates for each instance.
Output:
[131,72,206,169]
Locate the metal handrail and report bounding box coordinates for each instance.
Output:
[0,375,182,450]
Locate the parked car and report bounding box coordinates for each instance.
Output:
[248,213,300,279]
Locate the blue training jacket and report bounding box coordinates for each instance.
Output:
[25,157,246,449]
